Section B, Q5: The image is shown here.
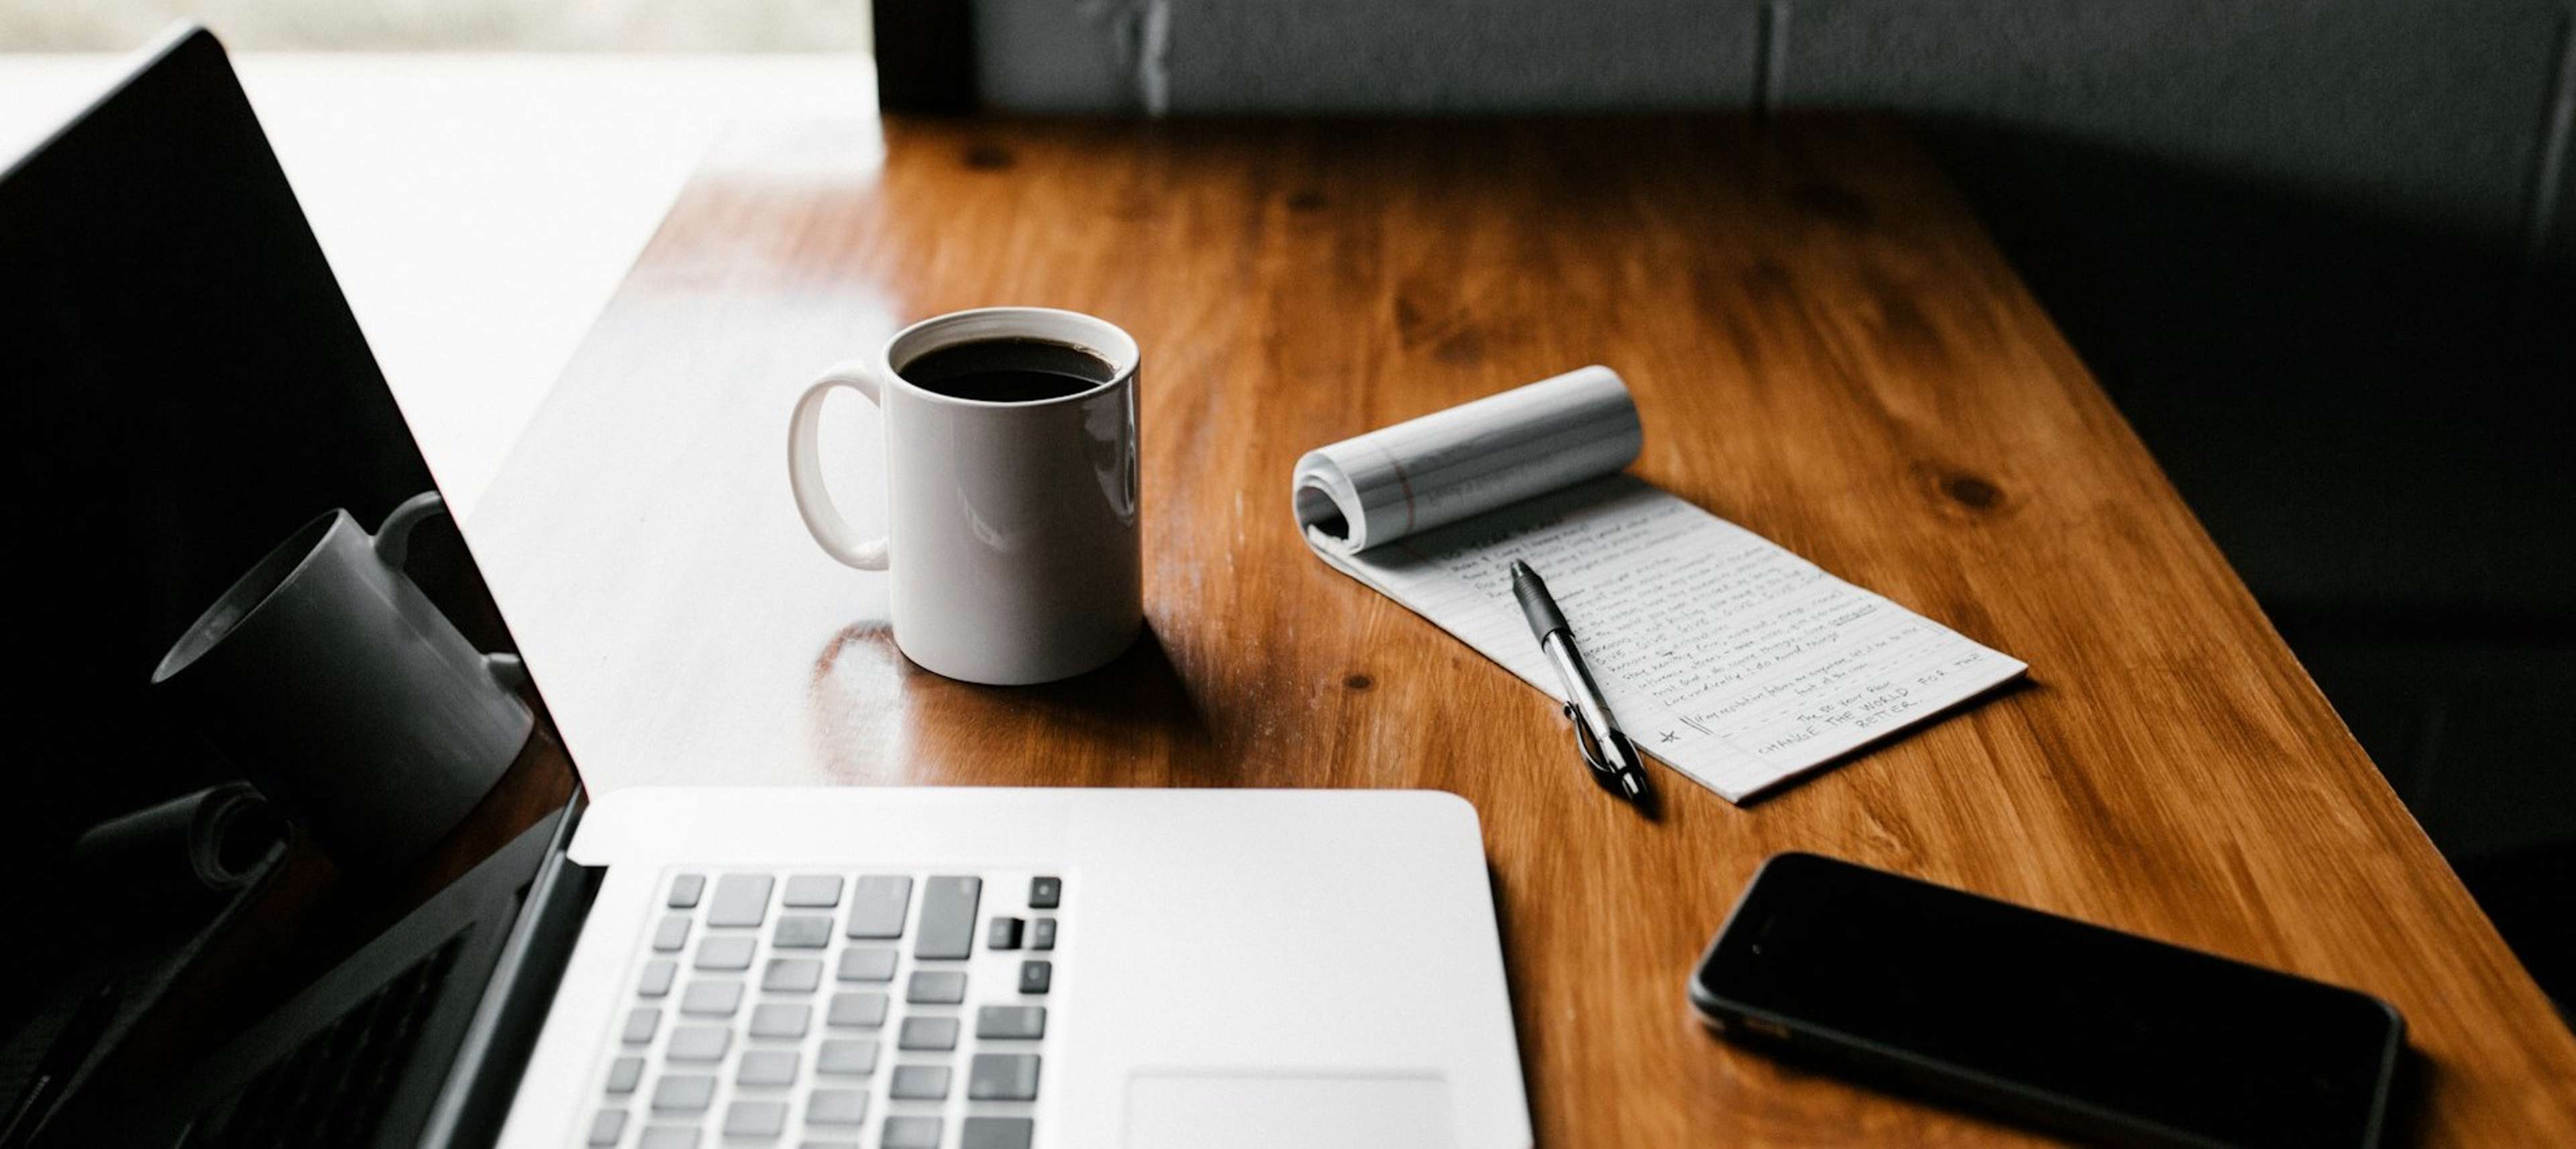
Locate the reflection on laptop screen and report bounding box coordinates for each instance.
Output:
[2,28,574,1147]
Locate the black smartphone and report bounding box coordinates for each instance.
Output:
[1689,853,2406,1149]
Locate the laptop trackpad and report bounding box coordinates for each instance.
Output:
[1125,1073,1456,1148]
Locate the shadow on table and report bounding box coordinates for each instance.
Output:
[1002,622,1218,756]
[808,618,1222,785]
[1483,863,1547,1132]
[1909,121,2575,1012]
[883,621,1227,785]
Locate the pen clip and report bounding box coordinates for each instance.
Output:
[1562,702,1616,776]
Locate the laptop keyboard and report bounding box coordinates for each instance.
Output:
[186,932,468,1148]
[586,869,1059,1149]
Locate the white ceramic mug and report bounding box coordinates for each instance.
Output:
[787,307,1143,685]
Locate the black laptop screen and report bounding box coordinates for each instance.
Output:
[0,28,567,1126]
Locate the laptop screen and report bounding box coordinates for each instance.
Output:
[1,28,573,1138]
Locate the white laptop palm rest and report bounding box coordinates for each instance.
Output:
[498,787,1532,1149]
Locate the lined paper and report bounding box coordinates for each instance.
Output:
[1297,370,2025,802]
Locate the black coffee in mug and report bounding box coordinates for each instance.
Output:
[899,337,1115,403]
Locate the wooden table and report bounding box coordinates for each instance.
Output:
[472,115,2576,1144]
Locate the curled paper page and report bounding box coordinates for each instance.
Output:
[70,781,283,898]
[1293,366,1643,553]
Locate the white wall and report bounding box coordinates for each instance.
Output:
[0,0,869,51]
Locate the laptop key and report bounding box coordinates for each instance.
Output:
[906,970,967,1004]
[606,1056,646,1093]
[707,873,775,927]
[882,1116,943,1149]
[750,1002,812,1039]
[724,1099,787,1138]
[916,876,981,959]
[827,991,889,1028]
[586,1108,626,1146]
[621,1007,661,1044]
[846,876,913,938]
[666,1025,731,1062]
[967,1053,1041,1101]
[782,874,844,907]
[1018,960,1052,994]
[806,1088,867,1126]
[836,947,898,982]
[638,1128,700,1149]
[773,914,833,949]
[987,916,1023,950]
[695,935,755,970]
[638,959,678,997]
[898,1016,958,1051]
[888,1064,951,1099]
[651,1073,716,1113]
[1028,876,1061,908]
[816,1038,879,1075]
[962,1115,1036,1149]
[1028,918,1056,950]
[975,1005,1045,1040]
[737,1049,800,1086]
[667,873,705,908]
[763,956,823,992]
[652,915,690,952]
[680,980,744,1017]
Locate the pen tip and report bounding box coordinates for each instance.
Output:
[1509,559,1534,578]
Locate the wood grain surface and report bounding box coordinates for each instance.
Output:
[470,115,2576,1144]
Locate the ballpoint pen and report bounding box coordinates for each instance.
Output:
[1509,559,1653,803]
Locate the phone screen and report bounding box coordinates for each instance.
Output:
[1694,854,2404,1148]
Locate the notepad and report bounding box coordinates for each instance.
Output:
[1293,366,2027,802]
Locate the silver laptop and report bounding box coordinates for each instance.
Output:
[3,27,1529,1149]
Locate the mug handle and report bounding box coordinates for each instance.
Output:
[786,361,892,570]
[372,492,533,696]
[372,491,448,569]
[484,651,529,692]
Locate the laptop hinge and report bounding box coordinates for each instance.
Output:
[415,789,601,1148]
